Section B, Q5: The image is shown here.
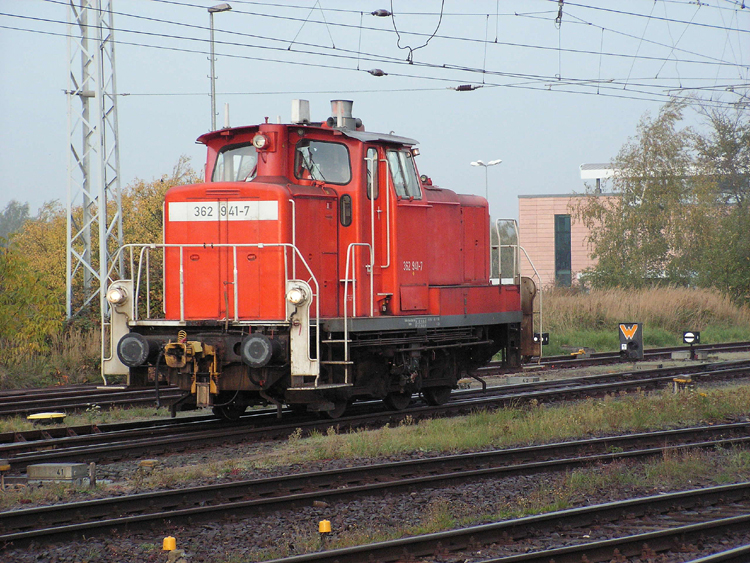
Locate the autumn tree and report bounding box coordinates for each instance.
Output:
[0,158,200,367]
[575,100,750,299]
[0,238,64,364]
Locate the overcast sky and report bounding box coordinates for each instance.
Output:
[1,0,748,220]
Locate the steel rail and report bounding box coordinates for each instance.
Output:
[2,425,750,546]
[3,342,748,418]
[255,483,750,563]
[4,360,750,472]
[0,386,183,416]
[686,545,750,563]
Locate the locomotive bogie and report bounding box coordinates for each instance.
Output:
[101,100,540,418]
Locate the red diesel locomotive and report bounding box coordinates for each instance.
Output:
[103,100,540,419]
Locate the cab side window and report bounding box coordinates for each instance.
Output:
[294,140,351,184]
[386,149,421,199]
[366,147,378,200]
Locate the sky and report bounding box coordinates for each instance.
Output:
[1,0,748,221]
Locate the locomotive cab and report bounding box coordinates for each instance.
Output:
[102,100,540,419]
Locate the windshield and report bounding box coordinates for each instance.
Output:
[212,144,258,182]
[294,139,351,184]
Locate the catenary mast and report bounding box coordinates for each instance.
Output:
[66,0,123,321]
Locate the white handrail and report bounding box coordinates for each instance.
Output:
[343,242,374,367]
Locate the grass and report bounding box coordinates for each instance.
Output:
[540,286,750,355]
[4,382,750,560]
[239,446,750,562]
[0,326,102,389]
[0,404,174,435]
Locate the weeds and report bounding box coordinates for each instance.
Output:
[541,286,750,355]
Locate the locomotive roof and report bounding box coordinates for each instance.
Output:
[338,129,418,146]
[197,124,418,147]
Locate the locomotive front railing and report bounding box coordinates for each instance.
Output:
[103,242,321,368]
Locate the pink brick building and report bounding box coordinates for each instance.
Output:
[518,192,615,288]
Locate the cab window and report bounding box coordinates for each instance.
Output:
[386,149,421,199]
[366,147,378,200]
[212,143,257,182]
[294,140,351,184]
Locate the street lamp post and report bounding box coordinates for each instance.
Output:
[208,3,232,131]
[470,159,502,202]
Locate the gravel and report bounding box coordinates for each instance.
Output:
[4,440,750,563]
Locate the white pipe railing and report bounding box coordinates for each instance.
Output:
[107,242,321,364]
[342,242,374,367]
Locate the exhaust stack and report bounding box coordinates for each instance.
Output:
[330,100,356,129]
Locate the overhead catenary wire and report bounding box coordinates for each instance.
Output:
[3,17,738,110]
[16,5,748,76]
[2,1,746,110]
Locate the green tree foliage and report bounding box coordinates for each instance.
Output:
[692,107,750,301]
[0,239,64,364]
[575,100,750,301]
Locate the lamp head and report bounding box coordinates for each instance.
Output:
[208,3,232,13]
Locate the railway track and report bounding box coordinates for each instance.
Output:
[2,341,749,419]
[0,385,184,417]
[257,482,750,563]
[2,359,750,472]
[2,422,749,548]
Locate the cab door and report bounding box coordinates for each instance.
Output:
[385,148,430,314]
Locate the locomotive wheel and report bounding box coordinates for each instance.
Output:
[212,403,247,421]
[422,386,452,406]
[383,392,412,411]
[322,399,348,419]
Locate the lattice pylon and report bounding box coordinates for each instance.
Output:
[66,0,123,320]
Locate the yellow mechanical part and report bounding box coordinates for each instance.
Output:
[164,342,187,369]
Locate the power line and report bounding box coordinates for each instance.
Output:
[563,1,750,34]
[16,6,749,76]
[2,4,747,109]
[2,17,740,110]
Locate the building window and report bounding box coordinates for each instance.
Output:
[554,214,571,287]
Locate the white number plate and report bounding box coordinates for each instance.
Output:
[169,201,278,222]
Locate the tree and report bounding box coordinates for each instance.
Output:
[0,200,30,243]
[0,238,64,364]
[575,100,699,288]
[692,106,750,301]
[0,158,200,367]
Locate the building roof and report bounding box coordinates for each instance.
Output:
[518,192,614,199]
[579,163,615,180]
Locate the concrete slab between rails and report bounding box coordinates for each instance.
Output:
[672,350,710,361]
[505,376,541,384]
[27,463,89,484]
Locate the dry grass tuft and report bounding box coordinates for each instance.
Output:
[543,286,750,333]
